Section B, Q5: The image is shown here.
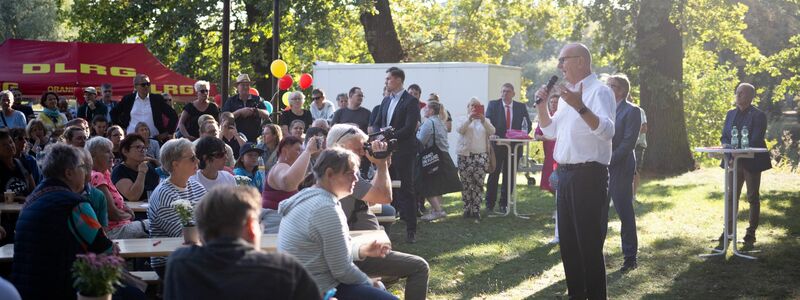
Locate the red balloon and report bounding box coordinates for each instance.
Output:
[299,73,313,89]
[249,87,260,97]
[278,74,294,90]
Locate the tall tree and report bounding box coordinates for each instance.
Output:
[0,0,64,42]
[360,0,405,62]
[636,0,695,174]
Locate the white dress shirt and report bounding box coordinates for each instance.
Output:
[127,93,159,137]
[540,73,616,165]
[386,89,404,125]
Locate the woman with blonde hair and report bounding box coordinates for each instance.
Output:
[455,97,495,218]
[417,101,462,221]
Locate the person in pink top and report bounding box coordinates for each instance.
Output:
[86,136,150,239]
[534,92,560,244]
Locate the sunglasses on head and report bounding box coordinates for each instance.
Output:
[335,128,357,144]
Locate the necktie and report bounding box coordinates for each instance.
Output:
[505,104,511,130]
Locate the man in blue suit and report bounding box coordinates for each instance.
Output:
[371,67,421,243]
[485,83,532,214]
[720,83,771,247]
[606,74,641,272]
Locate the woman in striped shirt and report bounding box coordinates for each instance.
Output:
[277,148,396,300]
[147,138,207,278]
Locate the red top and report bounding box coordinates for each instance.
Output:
[261,173,298,210]
[536,125,558,193]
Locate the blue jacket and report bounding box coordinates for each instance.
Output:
[720,106,771,173]
[12,179,89,300]
[610,101,642,168]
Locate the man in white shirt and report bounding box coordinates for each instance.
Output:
[110,74,177,143]
[535,43,616,300]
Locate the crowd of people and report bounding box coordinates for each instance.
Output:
[0,42,771,299]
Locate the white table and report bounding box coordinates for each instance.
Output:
[490,138,533,218]
[694,146,768,260]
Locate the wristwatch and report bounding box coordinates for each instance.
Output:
[577,106,589,115]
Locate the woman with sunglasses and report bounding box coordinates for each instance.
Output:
[190,136,236,191]
[178,80,219,141]
[111,134,161,201]
[148,138,207,278]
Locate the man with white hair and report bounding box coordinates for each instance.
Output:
[327,124,430,300]
[535,43,616,299]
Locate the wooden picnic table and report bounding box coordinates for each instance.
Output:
[0,202,148,214]
[0,230,389,263]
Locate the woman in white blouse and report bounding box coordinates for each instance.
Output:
[456,98,495,219]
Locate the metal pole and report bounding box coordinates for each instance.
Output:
[272,0,280,123]
[221,0,231,105]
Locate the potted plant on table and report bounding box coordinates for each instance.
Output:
[172,199,199,244]
[72,253,125,300]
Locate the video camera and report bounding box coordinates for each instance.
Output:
[364,126,398,159]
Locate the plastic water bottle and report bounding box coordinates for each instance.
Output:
[731,126,739,149]
[521,118,528,133]
[741,126,749,149]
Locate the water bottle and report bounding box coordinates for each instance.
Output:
[741,126,749,149]
[521,118,529,133]
[731,126,739,149]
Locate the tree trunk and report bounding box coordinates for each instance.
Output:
[359,0,405,63]
[636,0,695,175]
[244,1,275,104]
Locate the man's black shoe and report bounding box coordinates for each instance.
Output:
[620,260,638,273]
[406,231,416,244]
[497,206,508,214]
[743,234,756,245]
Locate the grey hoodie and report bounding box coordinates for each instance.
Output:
[277,187,368,293]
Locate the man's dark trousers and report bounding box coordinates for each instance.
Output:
[607,155,638,262]
[391,151,417,233]
[557,163,609,300]
[485,145,513,210]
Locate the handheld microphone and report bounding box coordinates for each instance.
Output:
[534,75,559,105]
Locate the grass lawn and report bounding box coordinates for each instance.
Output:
[386,168,800,299]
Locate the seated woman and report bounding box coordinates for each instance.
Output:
[11,144,128,299]
[36,92,68,137]
[280,91,313,136]
[0,130,35,202]
[106,125,125,165]
[76,147,108,228]
[196,119,236,170]
[261,135,321,233]
[277,148,397,300]
[112,134,161,201]
[233,143,265,192]
[8,128,41,184]
[87,136,150,239]
[289,119,306,140]
[148,138,207,277]
[219,112,247,160]
[190,136,236,191]
[25,119,51,159]
[134,122,161,159]
[257,123,283,173]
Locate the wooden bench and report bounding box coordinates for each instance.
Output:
[130,271,160,284]
[376,215,396,224]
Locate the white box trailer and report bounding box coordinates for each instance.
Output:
[313,61,523,162]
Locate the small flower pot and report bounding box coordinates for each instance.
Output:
[77,292,111,300]
[182,225,199,245]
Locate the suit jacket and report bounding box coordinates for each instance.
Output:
[610,100,642,167]
[485,99,532,138]
[720,106,771,173]
[111,92,178,135]
[371,90,420,156]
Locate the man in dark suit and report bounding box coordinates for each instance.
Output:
[720,83,771,247]
[485,83,532,214]
[371,66,421,243]
[110,74,178,143]
[606,74,641,272]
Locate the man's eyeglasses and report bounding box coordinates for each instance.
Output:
[558,56,580,64]
[138,82,151,87]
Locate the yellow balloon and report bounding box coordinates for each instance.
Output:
[271,59,288,78]
[282,92,290,107]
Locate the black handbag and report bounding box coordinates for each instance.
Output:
[418,120,442,175]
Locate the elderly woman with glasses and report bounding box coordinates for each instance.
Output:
[280,91,313,137]
[86,136,150,239]
[134,121,161,159]
[148,138,207,278]
[112,134,161,201]
[190,136,236,191]
[178,80,219,141]
[11,144,117,299]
